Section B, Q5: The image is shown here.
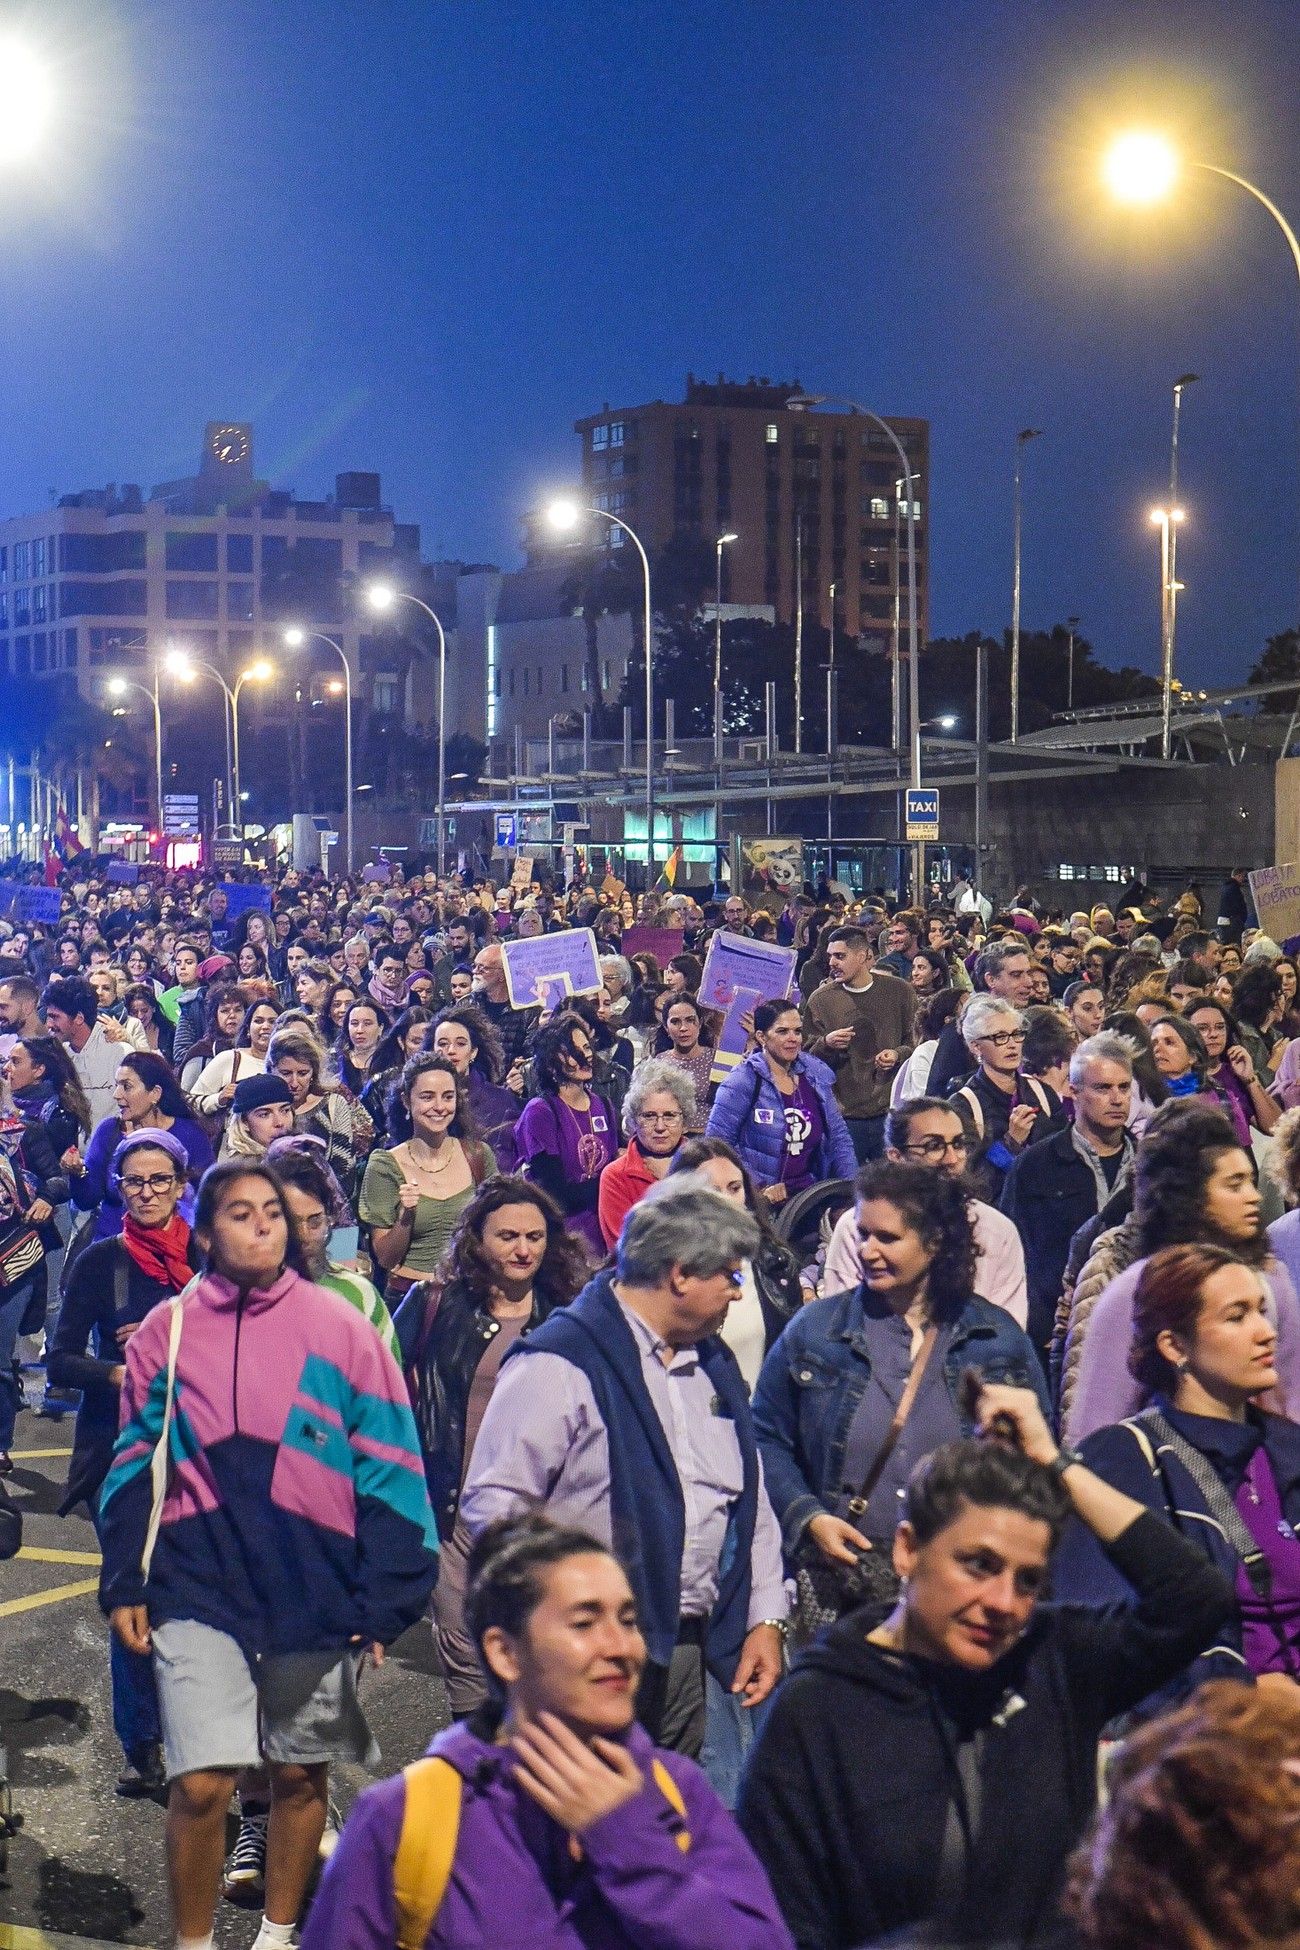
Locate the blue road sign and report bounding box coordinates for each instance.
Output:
[495,811,518,850]
[905,788,940,841]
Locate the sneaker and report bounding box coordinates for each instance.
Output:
[318,1800,342,1862]
[115,1742,165,1797]
[222,1809,269,1903]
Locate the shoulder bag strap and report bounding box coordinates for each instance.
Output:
[846,1324,940,1518]
[1021,1075,1052,1116]
[1140,1408,1271,1597]
[956,1086,984,1140]
[394,1755,463,1950]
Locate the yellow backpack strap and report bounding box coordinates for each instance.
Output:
[651,1757,692,1854]
[393,1756,462,1950]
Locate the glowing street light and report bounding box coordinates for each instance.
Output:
[1151,506,1187,760]
[1101,131,1180,205]
[0,37,54,166]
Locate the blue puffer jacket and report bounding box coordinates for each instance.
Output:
[753,1284,1051,1554]
[705,1050,857,1188]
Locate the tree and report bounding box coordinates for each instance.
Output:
[1249,629,1300,709]
[556,548,642,737]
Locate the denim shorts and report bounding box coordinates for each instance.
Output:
[151,1618,379,1780]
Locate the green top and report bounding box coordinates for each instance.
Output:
[320,1264,402,1366]
[358,1142,497,1276]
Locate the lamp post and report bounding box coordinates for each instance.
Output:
[713,531,738,761]
[1066,614,1081,713]
[168,651,236,829]
[1150,506,1187,758]
[1167,372,1199,751]
[365,586,448,880]
[106,673,164,835]
[544,502,655,887]
[231,660,274,826]
[1010,427,1043,744]
[1102,134,1300,618]
[283,628,354,873]
[789,394,922,898]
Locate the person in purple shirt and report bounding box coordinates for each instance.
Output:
[301,1513,794,1950]
[515,1015,618,1261]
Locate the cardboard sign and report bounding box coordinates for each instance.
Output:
[1,884,64,925]
[698,929,798,1085]
[501,927,601,1011]
[106,861,140,885]
[1249,864,1300,945]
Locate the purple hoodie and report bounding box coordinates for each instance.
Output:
[301,1717,793,1950]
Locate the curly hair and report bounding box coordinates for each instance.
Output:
[1232,962,1282,1033]
[1066,1680,1300,1950]
[1134,1098,1265,1264]
[917,986,965,1042]
[1106,951,1163,1007]
[531,1014,598,1095]
[852,1157,978,1320]
[427,1000,507,1085]
[438,1175,588,1313]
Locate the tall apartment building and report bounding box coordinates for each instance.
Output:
[572,375,929,644]
[0,422,421,715]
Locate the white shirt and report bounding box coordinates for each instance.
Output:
[721,1262,768,1395]
[823,1198,1029,1329]
[70,1020,127,1130]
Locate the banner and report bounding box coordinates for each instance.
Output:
[740,837,805,915]
[218,882,273,920]
[698,929,797,1084]
[1249,863,1300,946]
[502,926,602,1011]
[620,926,685,969]
[2,884,64,926]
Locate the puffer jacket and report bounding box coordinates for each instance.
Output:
[705,1050,856,1189]
[1053,1215,1141,1428]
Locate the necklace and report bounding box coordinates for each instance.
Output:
[407,1138,455,1176]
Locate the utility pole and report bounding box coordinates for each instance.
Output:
[794,510,804,754]
[1010,427,1043,742]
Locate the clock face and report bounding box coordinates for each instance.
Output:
[211,425,250,465]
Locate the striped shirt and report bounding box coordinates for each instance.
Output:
[321,1263,401,1365]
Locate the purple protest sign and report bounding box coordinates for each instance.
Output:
[501,927,602,1010]
[698,930,797,1085]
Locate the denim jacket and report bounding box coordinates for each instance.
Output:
[752,1284,1051,1555]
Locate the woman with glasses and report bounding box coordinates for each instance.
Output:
[706,998,856,1203]
[48,1129,200,1795]
[822,1098,1029,1325]
[597,1061,695,1249]
[949,995,1065,1199]
[752,1159,1048,1628]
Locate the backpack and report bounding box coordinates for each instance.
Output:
[392,1750,691,1949]
[956,1073,1052,1141]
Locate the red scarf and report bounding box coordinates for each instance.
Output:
[121,1212,194,1293]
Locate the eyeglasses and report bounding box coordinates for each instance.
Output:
[975,1030,1025,1049]
[902,1135,970,1161]
[121,1173,178,1196]
[297,1211,331,1234]
[637,1110,684,1126]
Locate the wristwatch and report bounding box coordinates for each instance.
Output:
[1048,1447,1085,1480]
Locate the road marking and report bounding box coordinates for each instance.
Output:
[0,1928,155,1949]
[16,1547,102,1566]
[0,1578,99,1619]
[8,1447,73,1459]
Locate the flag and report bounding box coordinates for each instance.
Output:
[54,806,85,863]
[660,844,684,887]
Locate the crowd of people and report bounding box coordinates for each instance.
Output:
[3,855,1300,1948]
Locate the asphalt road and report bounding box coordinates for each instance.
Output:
[0,1392,450,1949]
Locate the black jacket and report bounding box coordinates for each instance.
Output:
[394,1275,566,1537]
[999,1128,1131,1352]
[48,1232,201,1516]
[737,1512,1233,1950]
[1216,875,1250,938]
[946,1068,1065,1201]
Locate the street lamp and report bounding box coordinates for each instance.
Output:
[165,650,238,830]
[543,501,657,887]
[1101,132,1300,615]
[1066,614,1081,712]
[283,627,354,873]
[106,675,164,836]
[1150,507,1187,759]
[713,531,738,760]
[1010,427,1043,743]
[364,583,449,881]
[231,660,274,825]
[0,36,54,165]
[788,394,923,899]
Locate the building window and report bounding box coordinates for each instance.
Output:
[166,580,220,620]
[608,422,624,447]
[0,547,7,582]
[493,669,502,697]
[487,622,499,736]
[64,628,78,667]
[509,670,515,697]
[560,663,569,693]
[166,531,219,572]
[31,538,46,577]
[32,586,46,622]
[227,582,255,623]
[14,637,29,674]
[603,660,611,690]
[13,542,28,581]
[32,632,46,672]
[591,424,608,450]
[226,533,254,573]
[869,497,890,519]
[765,424,779,444]
[13,590,29,626]
[523,669,530,697]
[0,594,6,626]
[373,675,400,712]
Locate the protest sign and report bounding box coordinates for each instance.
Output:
[621,926,685,968]
[1249,863,1300,947]
[502,927,601,1010]
[106,861,140,886]
[14,885,62,926]
[698,930,797,1084]
[218,882,273,920]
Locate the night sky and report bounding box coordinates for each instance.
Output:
[3,0,1299,691]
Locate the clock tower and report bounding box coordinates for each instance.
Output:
[201,420,253,478]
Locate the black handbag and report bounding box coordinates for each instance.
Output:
[792,1324,939,1640]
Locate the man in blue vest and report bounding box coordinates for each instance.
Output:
[461,1181,788,1758]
